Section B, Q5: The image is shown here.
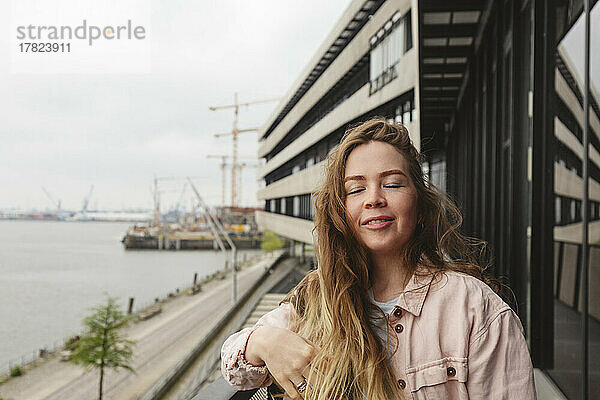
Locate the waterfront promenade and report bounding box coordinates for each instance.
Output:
[0,253,280,400]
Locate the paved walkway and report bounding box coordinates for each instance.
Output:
[0,253,280,400]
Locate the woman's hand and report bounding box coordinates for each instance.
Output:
[246,325,314,399]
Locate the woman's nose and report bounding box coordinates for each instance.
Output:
[365,187,386,208]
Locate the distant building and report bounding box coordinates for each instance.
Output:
[256,1,599,398]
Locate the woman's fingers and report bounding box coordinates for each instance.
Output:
[291,375,308,396]
[279,377,303,400]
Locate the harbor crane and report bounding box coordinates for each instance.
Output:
[82,185,94,213]
[207,154,257,208]
[41,187,62,215]
[152,176,204,226]
[209,93,278,208]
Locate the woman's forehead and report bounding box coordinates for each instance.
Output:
[344,141,409,176]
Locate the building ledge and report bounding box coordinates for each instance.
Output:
[256,211,314,244]
[258,161,326,200]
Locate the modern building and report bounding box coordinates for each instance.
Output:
[257,0,419,244]
[256,0,599,398]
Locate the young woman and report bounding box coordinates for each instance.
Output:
[221,119,536,400]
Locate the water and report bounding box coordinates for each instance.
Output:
[0,220,259,371]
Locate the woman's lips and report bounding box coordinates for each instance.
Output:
[362,217,394,230]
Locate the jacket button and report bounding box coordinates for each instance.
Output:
[393,308,402,318]
[447,366,456,377]
[394,324,404,333]
[397,379,406,389]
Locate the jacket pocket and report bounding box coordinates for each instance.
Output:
[406,357,468,400]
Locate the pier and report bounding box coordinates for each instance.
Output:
[122,229,262,250]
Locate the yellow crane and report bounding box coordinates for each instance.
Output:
[210,93,278,208]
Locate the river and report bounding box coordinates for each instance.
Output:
[0,219,260,372]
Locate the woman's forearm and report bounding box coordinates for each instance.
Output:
[245,325,267,366]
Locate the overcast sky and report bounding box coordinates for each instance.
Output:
[0,0,352,211]
[2,1,598,213]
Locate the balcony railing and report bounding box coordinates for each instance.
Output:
[369,63,398,95]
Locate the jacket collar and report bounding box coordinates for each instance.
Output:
[395,269,435,317]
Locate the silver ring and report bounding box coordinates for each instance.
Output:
[295,379,307,393]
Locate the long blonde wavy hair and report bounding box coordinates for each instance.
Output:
[282,118,494,399]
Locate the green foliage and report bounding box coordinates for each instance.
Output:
[64,335,81,351]
[9,366,22,377]
[70,297,135,400]
[261,230,285,252]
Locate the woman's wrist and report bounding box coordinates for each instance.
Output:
[245,325,266,366]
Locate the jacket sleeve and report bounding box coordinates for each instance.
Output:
[221,302,294,390]
[466,308,537,399]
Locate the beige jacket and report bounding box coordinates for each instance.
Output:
[221,270,536,399]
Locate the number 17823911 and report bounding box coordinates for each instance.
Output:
[19,43,71,52]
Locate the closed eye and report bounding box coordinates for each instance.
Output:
[384,183,404,188]
[347,187,365,195]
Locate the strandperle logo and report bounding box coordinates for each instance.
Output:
[16,20,146,46]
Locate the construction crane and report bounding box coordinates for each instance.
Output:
[207,155,229,209]
[152,176,205,226]
[174,183,188,216]
[236,162,257,207]
[153,176,177,226]
[210,93,278,208]
[207,154,257,208]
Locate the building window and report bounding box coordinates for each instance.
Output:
[395,99,415,125]
[306,156,314,168]
[554,195,585,226]
[280,198,286,215]
[369,10,412,94]
[403,101,412,123]
[430,158,446,193]
[293,196,300,217]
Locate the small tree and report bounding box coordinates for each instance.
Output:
[70,297,135,400]
[261,230,285,252]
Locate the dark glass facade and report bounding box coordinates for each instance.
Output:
[547,2,599,398]
[417,0,599,398]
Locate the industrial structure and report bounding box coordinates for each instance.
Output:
[255,0,599,398]
[210,93,278,208]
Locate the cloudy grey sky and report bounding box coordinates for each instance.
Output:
[0,0,352,211]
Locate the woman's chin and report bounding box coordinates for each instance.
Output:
[364,242,404,258]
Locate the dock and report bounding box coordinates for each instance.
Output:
[122,228,262,250]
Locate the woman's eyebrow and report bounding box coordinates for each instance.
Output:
[379,169,407,178]
[344,174,365,183]
[344,169,407,183]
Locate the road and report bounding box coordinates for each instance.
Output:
[0,253,278,400]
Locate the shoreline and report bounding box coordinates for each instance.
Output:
[0,251,267,384]
[0,251,282,400]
